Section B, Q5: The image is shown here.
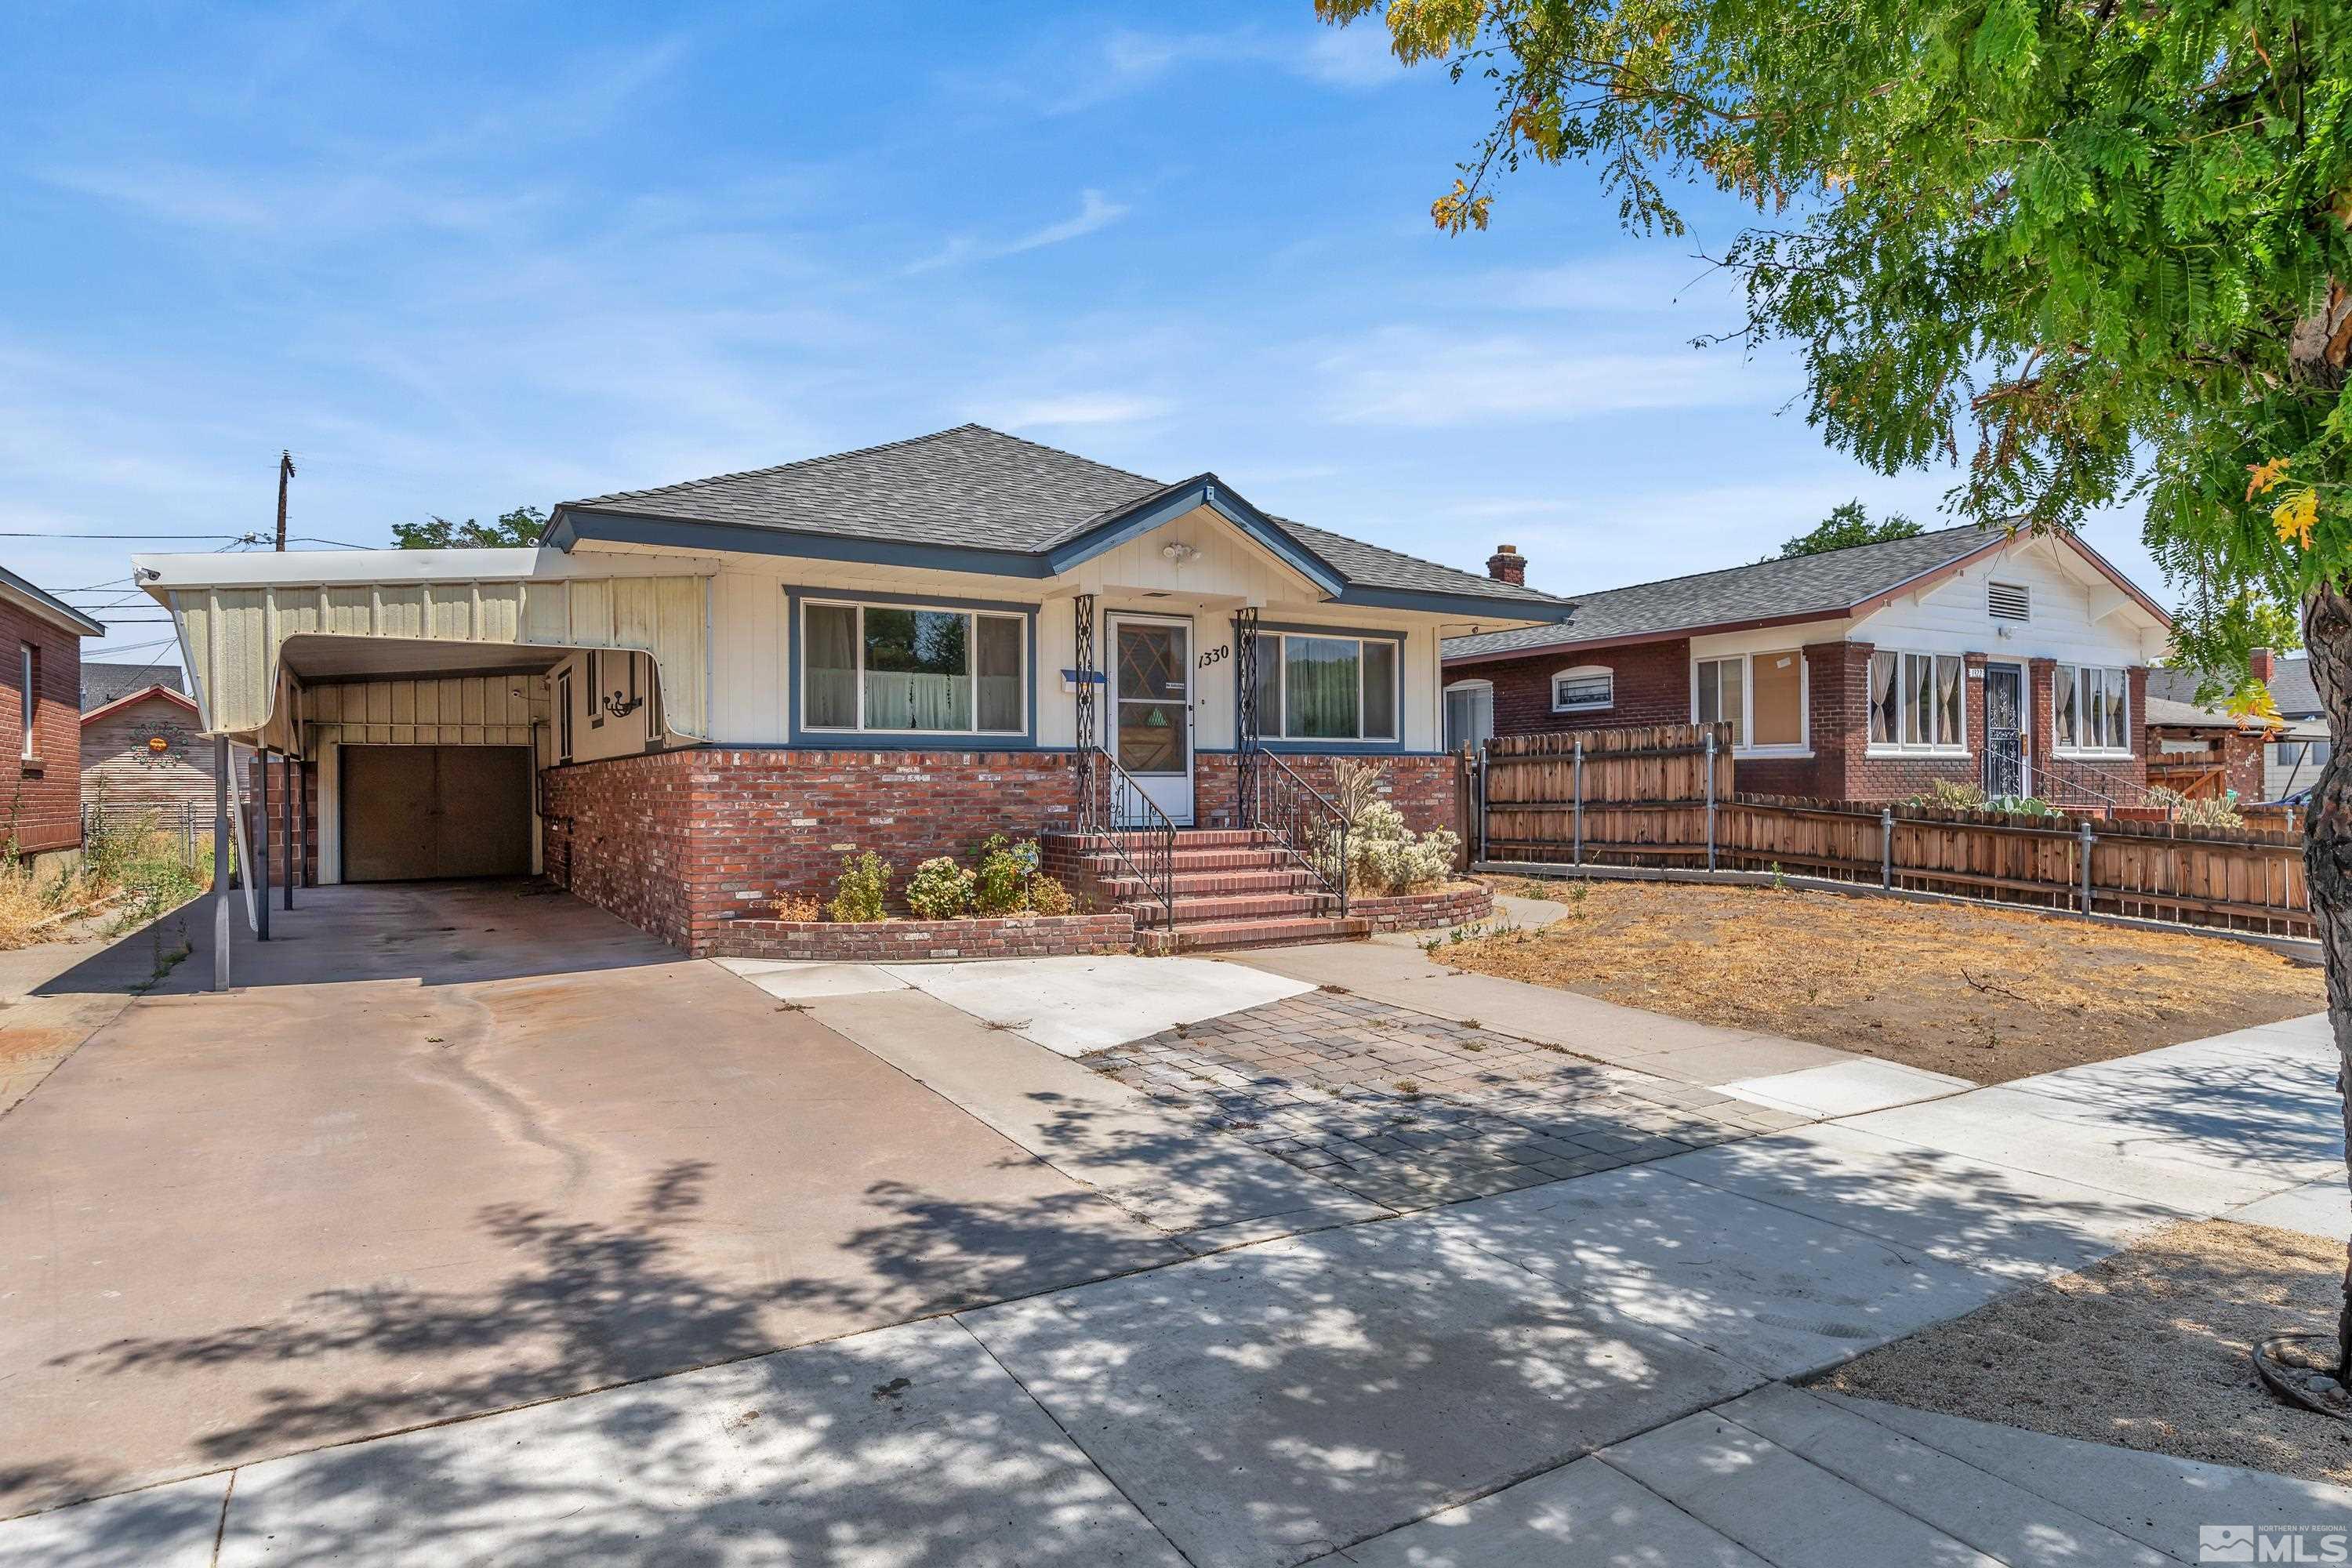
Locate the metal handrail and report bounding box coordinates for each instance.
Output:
[1076,746,1176,931]
[1245,750,1350,915]
[2036,753,2156,813]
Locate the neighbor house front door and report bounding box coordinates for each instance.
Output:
[1107,615,1194,825]
[1984,664,2026,797]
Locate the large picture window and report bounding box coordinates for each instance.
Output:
[1248,630,1399,742]
[2054,664,2129,753]
[803,600,1026,735]
[1694,650,1806,750]
[1867,650,1965,751]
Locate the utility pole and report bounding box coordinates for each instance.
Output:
[274,450,296,551]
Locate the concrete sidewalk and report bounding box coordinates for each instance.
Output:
[7,926,2342,1565]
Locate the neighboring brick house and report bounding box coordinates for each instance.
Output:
[0,565,104,875]
[1443,526,2173,809]
[80,666,216,826]
[2149,651,2329,801]
[132,425,1571,953]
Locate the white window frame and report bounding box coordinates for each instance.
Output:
[17,644,33,762]
[1444,677,1495,753]
[2053,663,2132,757]
[800,597,1029,738]
[1251,630,1402,743]
[1691,650,1811,756]
[554,667,575,764]
[1864,649,1969,757]
[1550,664,1614,714]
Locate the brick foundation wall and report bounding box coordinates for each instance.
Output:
[0,604,83,855]
[543,745,1461,955]
[1192,751,1458,837]
[239,753,321,888]
[703,911,1137,962]
[541,749,702,948]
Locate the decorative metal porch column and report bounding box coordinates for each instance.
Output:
[1234,606,1261,826]
[1073,594,1096,827]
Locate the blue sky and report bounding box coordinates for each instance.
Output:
[3,2,2170,670]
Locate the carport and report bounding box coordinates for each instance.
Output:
[131,546,715,987]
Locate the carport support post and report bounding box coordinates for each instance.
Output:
[255,750,270,941]
[212,738,230,992]
[1880,806,1893,889]
[282,755,295,911]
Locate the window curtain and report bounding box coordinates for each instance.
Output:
[1935,655,1963,746]
[975,615,1022,731]
[2055,665,2078,746]
[806,605,858,728]
[1362,641,1398,739]
[1284,637,1361,739]
[1868,652,1899,745]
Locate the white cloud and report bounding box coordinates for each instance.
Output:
[1479,255,1737,314]
[1296,25,1403,88]
[906,189,1130,274]
[956,26,1407,118]
[1319,329,1766,426]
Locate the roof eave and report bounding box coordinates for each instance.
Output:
[0,565,104,637]
[81,685,200,724]
[1444,607,1847,666]
[550,506,1054,579]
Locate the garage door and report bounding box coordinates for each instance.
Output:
[341,746,532,882]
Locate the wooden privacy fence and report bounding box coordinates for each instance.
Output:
[1475,724,2312,938]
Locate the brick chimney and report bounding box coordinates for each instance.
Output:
[1486,544,1526,586]
[2251,645,2277,683]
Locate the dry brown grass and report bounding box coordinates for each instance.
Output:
[0,822,212,952]
[1456,877,2323,1080]
[1809,1219,2352,1486]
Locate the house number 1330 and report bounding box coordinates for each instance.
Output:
[1198,644,1229,669]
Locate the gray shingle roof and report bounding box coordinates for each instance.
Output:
[81,662,187,711]
[1444,524,2004,660]
[561,424,1560,608]
[2148,656,2319,717]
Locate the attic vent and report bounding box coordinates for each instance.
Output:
[1987,581,2031,622]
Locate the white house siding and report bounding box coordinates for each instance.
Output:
[684,501,1455,752]
[1847,537,2161,668]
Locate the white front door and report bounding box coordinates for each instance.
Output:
[1107,615,1194,826]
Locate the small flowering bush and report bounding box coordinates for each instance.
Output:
[905,856,977,920]
[1342,801,1461,895]
[971,833,1042,916]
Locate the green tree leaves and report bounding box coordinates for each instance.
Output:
[391,506,546,550]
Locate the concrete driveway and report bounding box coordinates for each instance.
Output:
[0,883,1178,1516]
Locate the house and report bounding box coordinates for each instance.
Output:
[0,564,104,876]
[80,666,214,827]
[129,425,1568,952]
[1441,525,2172,808]
[2147,651,2328,801]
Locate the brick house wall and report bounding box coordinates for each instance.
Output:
[1456,633,2151,804]
[0,601,85,859]
[239,753,321,890]
[1192,751,1457,837]
[83,692,214,826]
[539,745,1463,955]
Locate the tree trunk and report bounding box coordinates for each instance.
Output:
[2302,585,2352,1381]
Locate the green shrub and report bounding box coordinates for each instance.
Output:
[2147,786,2245,829]
[904,856,976,920]
[1984,794,2063,818]
[826,851,891,923]
[971,833,1040,916]
[1340,801,1461,895]
[1028,875,1076,916]
[1905,779,1987,811]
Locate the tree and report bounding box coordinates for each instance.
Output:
[392,506,546,550]
[1777,499,1924,558]
[1320,0,2352,1392]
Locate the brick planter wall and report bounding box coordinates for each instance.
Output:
[703,910,1138,962]
[1351,880,1494,933]
[541,748,701,948]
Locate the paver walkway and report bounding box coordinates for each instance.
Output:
[1085,987,1810,1209]
[6,927,2344,1566]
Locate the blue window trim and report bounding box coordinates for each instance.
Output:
[786,586,1040,749]
[1229,619,1409,754]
